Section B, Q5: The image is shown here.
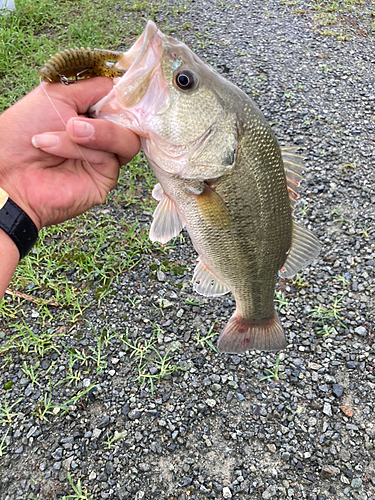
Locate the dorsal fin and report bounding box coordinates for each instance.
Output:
[281,147,305,208]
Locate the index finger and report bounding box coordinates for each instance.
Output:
[40,77,115,114]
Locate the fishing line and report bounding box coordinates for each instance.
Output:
[39,78,94,169]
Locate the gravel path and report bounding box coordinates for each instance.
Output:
[0,1,374,499]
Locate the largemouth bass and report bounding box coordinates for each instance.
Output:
[91,21,321,353]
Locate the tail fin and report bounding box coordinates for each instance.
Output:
[217,311,287,353]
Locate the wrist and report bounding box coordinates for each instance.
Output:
[0,223,20,256]
[0,227,20,300]
[0,188,39,260]
[0,182,42,231]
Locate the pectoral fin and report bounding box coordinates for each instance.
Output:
[149,191,184,244]
[152,183,164,201]
[194,185,231,230]
[193,257,230,297]
[279,220,321,278]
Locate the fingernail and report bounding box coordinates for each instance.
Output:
[72,120,95,138]
[32,134,59,148]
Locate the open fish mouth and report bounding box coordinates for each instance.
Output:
[89,21,170,131]
[113,21,161,73]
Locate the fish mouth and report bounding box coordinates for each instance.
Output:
[89,21,170,132]
[113,20,160,72]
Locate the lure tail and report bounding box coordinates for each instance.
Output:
[217,311,286,353]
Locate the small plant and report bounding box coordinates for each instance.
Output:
[274,290,288,312]
[118,328,187,395]
[309,292,347,330]
[137,346,187,396]
[260,354,283,381]
[124,294,141,308]
[58,353,83,387]
[185,299,200,306]
[291,273,308,289]
[22,360,41,387]
[358,223,372,238]
[62,473,93,500]
[339,162,357,173]
[316,323,336,336]
[33,381,96,422]
[297,202,309,216]
[333,275,350,287]
[0,427,10,458]
[87,327,118,375]
[103,432,125,450]
[0,394,22,424]
[195,322,219,352]
[33,379,56,422]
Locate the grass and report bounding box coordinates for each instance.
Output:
[0,0,180,110]
[309,292,348,333]
[103,431,127,450]
[118,326,187,395]
[0,427,10,458]
[274,290,288,312]
[280,0,374,40]
[32,381,96,422]
[62,473,93,500]
[260,354,283,382]
[0,193,168,327]
[0,394,22,424]
[195,322,220,352]
[291,273,308,290]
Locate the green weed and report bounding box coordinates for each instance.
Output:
[195,322,219,352]
[275,290,288,312]
[260,354,283,381]
[185,299,200,306]
[62,472,93,500]
[309,292,348,330]
[0,394,22,424]
[0,427,10,458]
[119,328,186,395]
[291,273,308,289]
[281,0,373,39]
[334,275,350,287]
[103,431,127,450]
[137,345,187,396]
[22,360,41,387]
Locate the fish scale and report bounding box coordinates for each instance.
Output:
[91,20,321,353]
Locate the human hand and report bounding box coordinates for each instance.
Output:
[0,78,140,231]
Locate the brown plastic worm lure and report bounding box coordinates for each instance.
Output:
[40,47,126,84]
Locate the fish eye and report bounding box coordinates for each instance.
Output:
[175,70,196,90]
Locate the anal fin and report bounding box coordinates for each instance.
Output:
[193,258,230,297]
[279,220,321,278]
[149,189,184,244]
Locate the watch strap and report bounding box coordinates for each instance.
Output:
[0,187,38,259]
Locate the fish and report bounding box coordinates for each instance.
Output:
[90,21,321,353]
[40,48,126,84]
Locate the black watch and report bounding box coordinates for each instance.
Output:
[0,188,38,260]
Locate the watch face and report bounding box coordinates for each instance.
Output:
[0,187,8,210]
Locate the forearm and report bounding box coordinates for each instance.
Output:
[0,229,19,300]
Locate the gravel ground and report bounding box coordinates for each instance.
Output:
[1,1,374,499]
